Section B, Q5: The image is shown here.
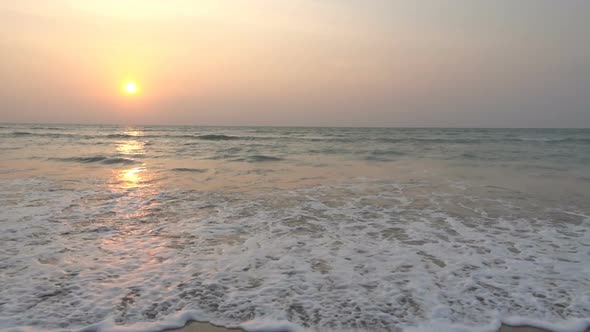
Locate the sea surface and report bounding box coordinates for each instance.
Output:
[1,125,589,332]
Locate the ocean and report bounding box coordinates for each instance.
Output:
[1,125,589,332]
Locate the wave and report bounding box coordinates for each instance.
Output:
[29,126,65,131]
[365,149,406,161]
[370,149,405,156]
[170,168,208,173]
[0,132,334,142]
[195,134,242,141]
[376,137,487,144]
[309,137,356,143]
[3,177,590,332]
[105,134,139,139]
[540,137,590,144]
[10,131,33,136]
[4,310,590,332]
[249,135,590,145]
[461,153,478,159]
[158,133,277,141]
[249,155,282,162]
[2,131,77,139]
[3,129,589,146]
[14,309,590,332]
[49,156,139,165]
[232,155,283,162]
[375,137,590,144]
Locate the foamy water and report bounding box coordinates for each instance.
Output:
[1,125,589,332]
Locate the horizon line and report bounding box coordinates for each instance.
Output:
[1,122,589,130]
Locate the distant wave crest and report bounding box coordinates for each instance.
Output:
[229,155,283,162]
[195,134,242,141]
[170,168,208,173]
[50,156,139,165]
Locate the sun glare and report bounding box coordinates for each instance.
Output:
[124,81,138,94]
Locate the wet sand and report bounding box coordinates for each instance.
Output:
[498,326,551,332]
[164,321,244,332]
[164,321,585,332]
[499,326,589,332]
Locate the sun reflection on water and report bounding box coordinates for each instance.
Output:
[111,129,155,190]
[116,128,146,157]
[116,140,146,156]
[118,167,146,189]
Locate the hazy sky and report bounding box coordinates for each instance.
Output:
[1,1,589,127]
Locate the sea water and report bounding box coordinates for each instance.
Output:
[1,125,589,332]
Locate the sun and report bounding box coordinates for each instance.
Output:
[124,81,138,94]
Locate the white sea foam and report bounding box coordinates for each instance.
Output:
[1,174,589,332]
[3,311,590,332]
[2,126,590,332]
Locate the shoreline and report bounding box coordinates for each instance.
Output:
[164,321,244,332]
[164,321,590,332]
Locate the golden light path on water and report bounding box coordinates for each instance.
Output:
[114,128,151,190]
[98,128,173,304]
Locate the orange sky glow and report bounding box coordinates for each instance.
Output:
[1,0,589,127]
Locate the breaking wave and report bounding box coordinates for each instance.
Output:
[170,168,208,173]
[49,156,139,165]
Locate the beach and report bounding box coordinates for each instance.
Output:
[165,321,243,332]
[164,321,589,332]
[498,326,551,332]
[3,0,590,330]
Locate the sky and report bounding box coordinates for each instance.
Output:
[1,0,589,127]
